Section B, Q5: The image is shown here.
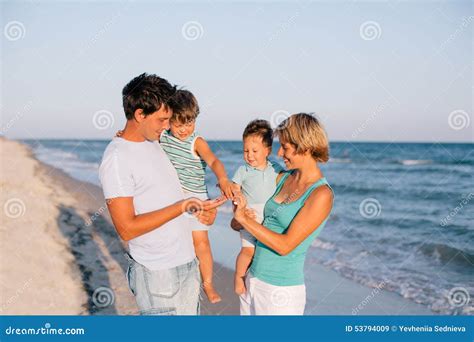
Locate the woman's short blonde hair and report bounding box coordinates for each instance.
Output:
[275,113,329,163]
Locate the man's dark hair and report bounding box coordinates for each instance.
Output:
[170,90,200,123]
[122,73,177,120]
[243,119,273,148]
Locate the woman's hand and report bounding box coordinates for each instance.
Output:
[230,206,256,232]
[232,192,249,223]
[244,208,257,220]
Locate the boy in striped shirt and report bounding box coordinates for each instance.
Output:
[160,90,235,303]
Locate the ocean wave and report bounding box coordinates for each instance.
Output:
[387,165,473,175]
[36,148,99,170]
[329,158,352,163]
[310,253,473,315]
[380,217,443,230]
[311,239,336,250]
[54,140,84,147]
[399,159,474,167]
[327,157,474,167]
[29,145,101,185]
[442,160,474,166]
[330,184,388,196]
[35,146,79,160]
[420,243,474,268]
[400,159,433,166]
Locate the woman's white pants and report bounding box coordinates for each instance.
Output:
[239,273,306,315]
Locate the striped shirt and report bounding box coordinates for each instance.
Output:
[160,130,208,194]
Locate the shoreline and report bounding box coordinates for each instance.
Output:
[0,137,238,315]
[1,138,434,315]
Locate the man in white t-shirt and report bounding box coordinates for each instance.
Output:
[99,73,226,315]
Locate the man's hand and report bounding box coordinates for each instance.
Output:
[197,207,218,225]
[184,196,227,226]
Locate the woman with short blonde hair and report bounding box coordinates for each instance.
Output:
[275,113,329,163]
[234,113,333,315]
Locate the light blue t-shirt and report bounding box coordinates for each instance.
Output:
[232,160,283,221]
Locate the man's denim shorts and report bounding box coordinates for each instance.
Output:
[125,253,201,315]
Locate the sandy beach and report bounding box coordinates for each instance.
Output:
[0,138,434,315]
[0,137,239,315]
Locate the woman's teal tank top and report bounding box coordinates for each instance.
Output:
[250,170,333,286]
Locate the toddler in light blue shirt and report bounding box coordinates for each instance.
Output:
[230,119,283,295]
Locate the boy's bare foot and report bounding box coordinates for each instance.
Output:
[234,275,246,295]
[202,282,222,303]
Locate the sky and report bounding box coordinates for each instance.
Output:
[1,0,472,142]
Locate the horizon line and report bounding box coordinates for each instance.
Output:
[7,137,473,144]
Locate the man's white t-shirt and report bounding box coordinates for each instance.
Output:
[99,137,195,270]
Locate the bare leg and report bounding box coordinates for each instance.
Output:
[192,230,221,304]
[234,247,255,295]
